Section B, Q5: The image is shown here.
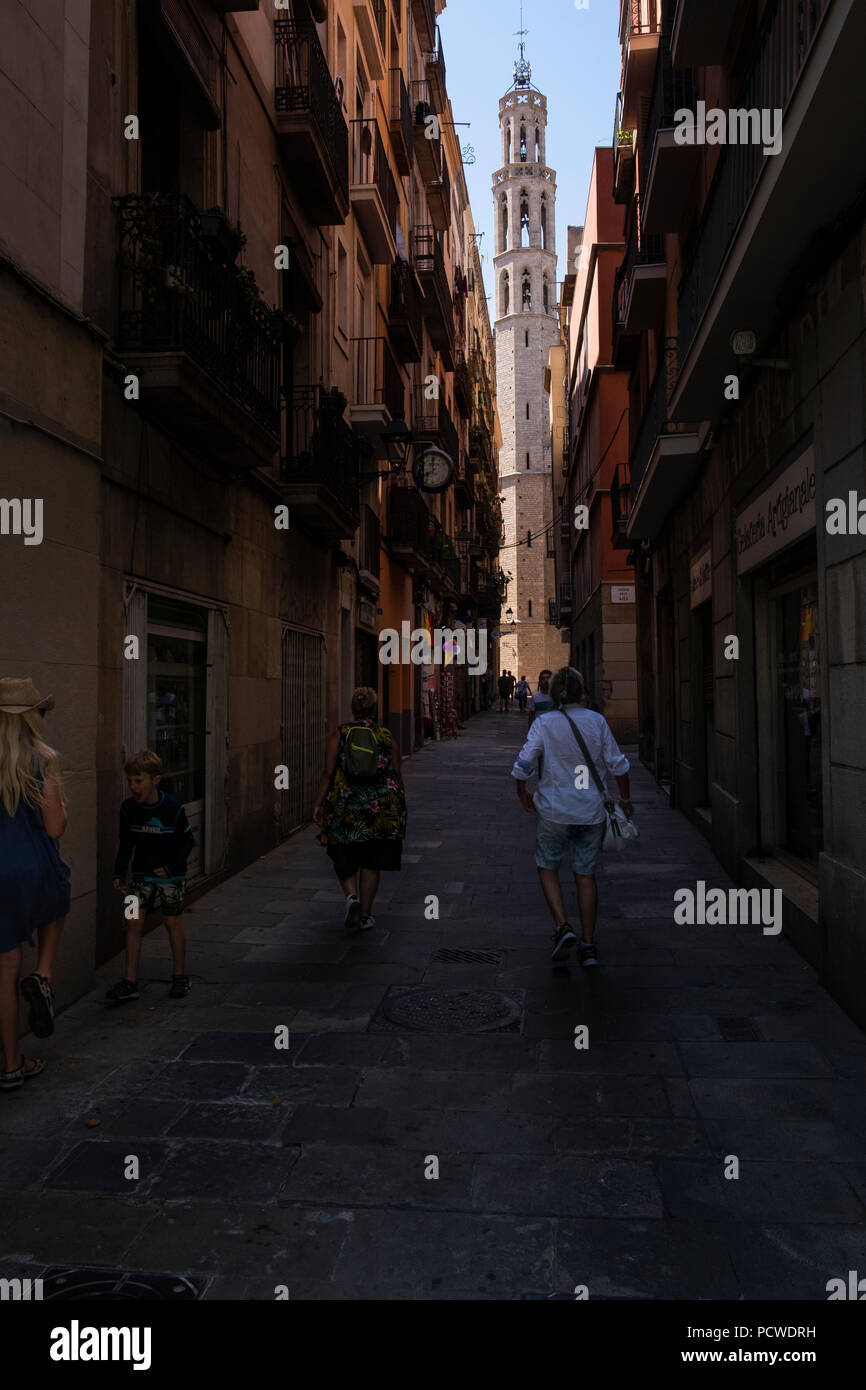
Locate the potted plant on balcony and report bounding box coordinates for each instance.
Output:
[200,207,246,262]
[319,387,347,416]
[271,307,305,342]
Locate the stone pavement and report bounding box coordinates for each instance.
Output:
[2,711,866,1300]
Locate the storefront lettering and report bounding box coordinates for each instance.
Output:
[735,450,816,575]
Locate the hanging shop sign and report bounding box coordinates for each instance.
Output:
[358,598,378,630]
[689,548,712,609]
[735,446,816,575]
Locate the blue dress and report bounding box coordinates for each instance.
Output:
[0,786,71,952]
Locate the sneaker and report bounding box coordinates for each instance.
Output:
[105,979,139,1004]
[550,923,577,963]
[344,895,362,930]
[20,973,55,1038]
[358,915,376,932]
[577,941,599,968]
[169,974,191,999]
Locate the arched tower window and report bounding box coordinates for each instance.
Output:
[521,269,531,311]
[520,123,527,161]
[535,127,540,161]
[520,195,530,248]
[502,271,510,315]
[506,124,511,163]
[540,196,547,250]
[543,274,549,312]
[500,194,508,251]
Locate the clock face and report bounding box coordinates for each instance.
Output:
[415,447,453,493]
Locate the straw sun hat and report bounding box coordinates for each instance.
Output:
[0,677,55,715]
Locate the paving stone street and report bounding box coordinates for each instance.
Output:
[2,713,866,1301]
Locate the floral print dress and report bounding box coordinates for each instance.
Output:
[318,721,407,848]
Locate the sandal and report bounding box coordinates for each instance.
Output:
[1,1055,45,1091]
[20,972,55,1038]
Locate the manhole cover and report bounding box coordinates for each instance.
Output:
[40,1267,208,1300]
[382,988,521,1033]
[432,948,504,966]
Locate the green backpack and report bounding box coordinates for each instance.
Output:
[341,723,380,783]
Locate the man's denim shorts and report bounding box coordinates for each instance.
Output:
[535,817,605,875]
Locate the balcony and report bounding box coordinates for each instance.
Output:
[411,0,437,52]
[114,194,280,471]
[353,0,387,81]
[413,225,454,369]
[641,35,698,234]
[424,27,447,113]
[388,258,424,363]
[349,336,405,443]
[626,343,709,540]
[411,386,460,468]
[275,19,349,225]
[620,0,662,127]
[426,153,450,233]
[388,486,440,574]
[455,447,475,507]
[389,68,413,176]
[611,197,665,364]
[474,496,503,557]
[610,464,632,549]
[612,92,635,204]
[280,386,361,541]
[557,582,574,626]
[350,119,398,264]
[411,80,442,182]
[672,0,847,426]
[453,350,472,419]
[672,0,740,67]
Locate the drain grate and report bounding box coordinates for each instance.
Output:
[717,1017,762,1042]
[432,948,504,966]
[40,1267,208,1300]
[382,988,522,1034]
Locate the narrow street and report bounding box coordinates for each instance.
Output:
[2,713,865,1301]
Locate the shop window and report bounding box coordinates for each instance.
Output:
[775,577,823,864]
[147,595,208,877]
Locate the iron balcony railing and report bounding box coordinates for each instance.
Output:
[410,79,442,177]
[411,386,460,466]
[643,31,696,165]
[281,385,360,522]
[388,258,424,358]
[115,193,280,436]
[389,67,413,173]
[389,486,449,572]
[371,0,387,51]
[559,582,574,608]
[412,225,451,321]
[424,26,447,110]
[612,194,664,327]
[611,463,632,539]
[274,18,349,208]
[411,0,436,50]
[628,339,679,497]
[353,336,405,420]
[624,0,661,38]
[352,119,399,241]
[677,0,831,365]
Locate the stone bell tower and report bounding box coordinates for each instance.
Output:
[492,34,562,685]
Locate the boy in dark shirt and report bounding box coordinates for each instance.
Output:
[107,749,195,1005]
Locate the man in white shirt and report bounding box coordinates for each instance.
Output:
[511,667,633,967]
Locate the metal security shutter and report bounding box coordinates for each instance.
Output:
[280,628,325,836]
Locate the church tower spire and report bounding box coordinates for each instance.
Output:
[491,47,561,679]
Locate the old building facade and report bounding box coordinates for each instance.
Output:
[1,0,499,1013]
[614,0,866,1024]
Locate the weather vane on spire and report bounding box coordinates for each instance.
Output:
[513,0,531,87]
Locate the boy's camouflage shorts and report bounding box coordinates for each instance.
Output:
[127,878,186,918]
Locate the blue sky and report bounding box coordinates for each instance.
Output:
[437,0,622,304]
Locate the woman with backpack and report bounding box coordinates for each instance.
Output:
[313,687,407,931]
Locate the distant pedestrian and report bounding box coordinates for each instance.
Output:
[506,671,516,703]
[0,677,70,1090]
[511,666,633,968]
[107,750,195,1005]
[515,675,531,712]
[313,687,407,932]
[528,669,554,726]
[497,672,510,712]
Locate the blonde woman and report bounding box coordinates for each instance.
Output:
[0,678,70,1090]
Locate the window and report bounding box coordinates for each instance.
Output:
[520,196,530,248]
[520,123,527,161]
[527,529,532,547]
[528,599,533,617]
[535,126,540,161]
[525,329,529,347]
[501,195,508,250]
[336,241,348,338]
[526,402,530,419]
[541,198,547,250]
[543,274,549,312]
[526,452,530,469]
[506,124,511,163]
[522,270,531,311]
[502,270,509,315]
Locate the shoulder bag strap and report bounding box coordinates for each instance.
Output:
[557,709,610,802]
